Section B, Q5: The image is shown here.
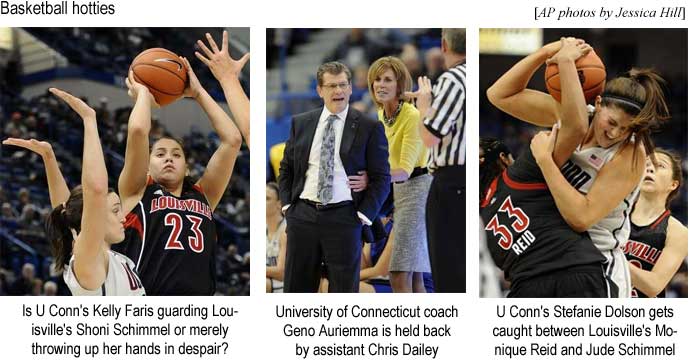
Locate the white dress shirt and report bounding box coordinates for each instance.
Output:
[284,105,371,225]
[300,105,353,204]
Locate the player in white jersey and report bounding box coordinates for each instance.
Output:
[266,182,286,293]
[488,38,671,297]
[3,88,144,296]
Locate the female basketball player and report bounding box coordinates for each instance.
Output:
[488,37,670,297]
[266,182,286,293]
[195,31,250,147]
[117,57,242,295]
[625,149,688,297]
[368,56,431,293]
[3,88,144,296]
[479,131,608,297]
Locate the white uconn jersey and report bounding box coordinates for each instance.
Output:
[562,143,640,251]
[64,250,145,296]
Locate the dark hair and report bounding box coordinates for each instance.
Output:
[46,187,118,272]
[46,187,84,272]
[316,61,352,86]
[654,148,684,209]
[600,68,670,166]
[479,137,511,202]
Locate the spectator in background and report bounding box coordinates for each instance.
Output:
[0,185,7,203]
[43,281,58,296]
[400,44,423,84]
[1,202,17,220]
[327,29,390,69]
[4,112,27,138]
[19,204,42,230]
[9,263,35,295]
[16,188,30,214]
[424,47,445,83]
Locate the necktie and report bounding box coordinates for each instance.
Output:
[317,114,338,204]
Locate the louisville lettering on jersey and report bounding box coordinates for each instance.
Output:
[623,240,661,265]
[150,196,212,220]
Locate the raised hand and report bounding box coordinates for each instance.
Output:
[180,56,205,99]
[49,87,96,120]
[545,37,592,66]
[2,138,53,158]
[404,76,434,118]
[125,70,158,107]
[195,30,250,81]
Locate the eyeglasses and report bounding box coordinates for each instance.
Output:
[321,82,350,90]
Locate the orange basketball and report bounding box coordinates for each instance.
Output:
[545,50,606,103]
[130,48,188,106]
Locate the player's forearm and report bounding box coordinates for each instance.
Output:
[81,118,108,196]
[629,264,666,297]
[536,156,593,232]
[220,78,250,147]
[266,266,284,281]
[487,48,549,106]
[196,89,243,148]
[127,93,152,136]
[41,150,71,208]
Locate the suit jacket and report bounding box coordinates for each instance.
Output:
[278,107,390,221]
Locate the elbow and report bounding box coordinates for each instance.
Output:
[82,177,109,196]
[227,130,244,149]
[128,123,150,137]
[566,216,593,233]
[486,86,503,107]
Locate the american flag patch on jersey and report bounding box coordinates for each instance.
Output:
[588,153,604,169]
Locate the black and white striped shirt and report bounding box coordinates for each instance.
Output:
[424,61,466,171]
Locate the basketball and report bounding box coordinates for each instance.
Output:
[130,48,188,106]
[545,50,606,103]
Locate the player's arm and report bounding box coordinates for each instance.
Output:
[629,216,688,297]
[360,228,392,280]
[486,41,564,127]
[50,88,108,291]
[265,227,287,281]
[2,138,69,208]
[119,70,156,212]
[544,38,592,167]
[532,137,644,232]
[196,31,250,147]
[183,57,243,211]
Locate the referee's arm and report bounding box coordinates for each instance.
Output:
[420,122,441,147]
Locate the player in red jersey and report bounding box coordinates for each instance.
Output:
[625,149,688,297]
[114,57,243,295]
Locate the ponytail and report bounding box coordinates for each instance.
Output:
[45,187,84,272]
[601,68,670,167]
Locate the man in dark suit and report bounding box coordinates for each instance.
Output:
[278,61,390,293]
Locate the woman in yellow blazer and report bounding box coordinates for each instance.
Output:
[368,56,432,292]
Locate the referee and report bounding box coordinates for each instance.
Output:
[407,28,466,292]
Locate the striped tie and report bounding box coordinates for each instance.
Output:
[317,114,338,204]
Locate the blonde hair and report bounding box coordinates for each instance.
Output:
[367,56,413,108]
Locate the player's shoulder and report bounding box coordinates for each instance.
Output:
[110,250,136,268]
[667,215,688,238]
[439,64,466,84]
